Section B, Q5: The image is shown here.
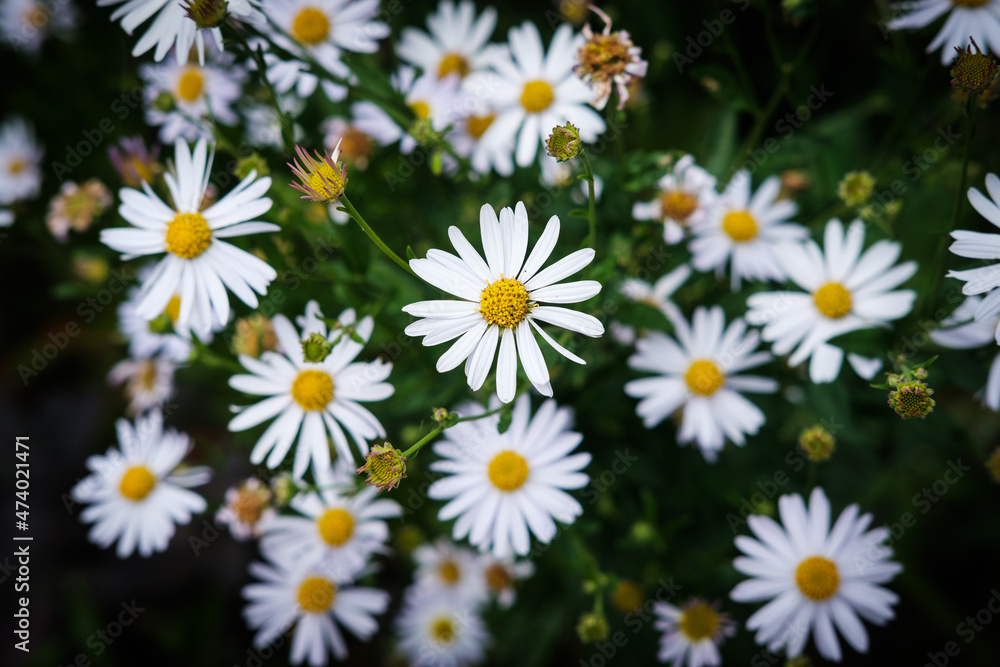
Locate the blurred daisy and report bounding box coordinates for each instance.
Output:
[71,409,210,558]
[654,598,736,667]
[619,263,692,323]
[689,170,807,290]
[428,394,591,558]
[45,178,111,242]
[242,97,306,149]
[118,272,217,362]
[478,554,534,608]
[574,4,647,109]
[632,155,717,245]
[243,553,389,665]
[403,201,603,404]
[397,0,497,80]
[731,487,902,662]
[396,587,489,667]
[624,306,777,461]
[216,477,275,540]
[228,301,393,478]
[0,117,42,205]
[947,173,1000,342]
[0,208,12,226]
[930,295,1000,409]
[471,21,605,173]
[108,355,176,415]
[259,459,401,580]
[448,101,512,176]
[413,538,488,605]
[0,0,76,54]
[108,136,161,189]
[888,0,1000,65]
[322,116,374,170]
[746,218,916,384]
[100,138,278,331]
[539,156,602,205]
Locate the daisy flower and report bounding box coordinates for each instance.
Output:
[413,538,488,605]
[632,155,718,245]
[402,201,603,404]
[100,138,278,331]
[243,551,389,665]
[428,394,591,558]
[746,218,917,384]
[947,173,1000,341]
[654,598,736,667]
[321,116,374,170]
[108,136,162,189]
[215,477,276,540]
[396,0,497,80]
[689,170,808,290]
[1,0,76,54]
[447,100,513,177]
[478,553,534,608]
[0,117,42,205]
[45,178,112,242]
[108,355,177,415]
[228,301,393,478]
[469,21,605,174]
[396,587,489,667]
[259,459,401,580]
[888,0,1000,65]
[574,4,648,110]
[71,409,210,558]
[730,487,902,662]
[624,306,778,461]
[930,295,1000,409]
[619,263,692,322]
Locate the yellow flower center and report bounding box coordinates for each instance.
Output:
[438,560,460,584]
[660,190,698,222]
[438,52,470,79]
[297,576,336,613]
[24,4,47,28]
[291,7,330,46]
[795,556,840,601]
[8,157,26,175]
[165,212,212,259]
[317,508,354,546]
[410,100,431,121]
[138,359,159,390]
[119,465,156,501]
[231,488,270,525]
[684,360,724,396]
[307,163,344,202]
[722,210,758,242]
[485,563,512,592]
[466,113,496,140]
[577,33,632,79]
[479,277,531,329]
[176,68,204,103]
[813,282,852,319]
[431,616,457,645]
[488,451,529,492]
[164,295,181,323]
[951,0,990,6]
[291,369,334,411]
[679,602,719,641]
[521,80,555,113]
[338,127,372,164]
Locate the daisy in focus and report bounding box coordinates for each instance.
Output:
[403,201,603,404]
[428,394,591,558]
[0,0,77,54]
[574,4,648,109]
[632,155,717,245]
[746,218,917,383]
[243,552,389,665]
[71,409,210,558]
[624,306,778,461]
[0,117,43,205]
[888,0,1000,65]
[412,538,488,605]
[396,586,489,667]
[730,487,902,662]
[654,598,736,667]
[946,172,1000,342]
[100,138,278,331]
[469,21,605,173]
[109,355,177,415]
[396,0,498,80]
[689,170,807,290]
[930,295,1000,409]
[228,301,393,478]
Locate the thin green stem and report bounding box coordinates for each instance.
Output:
[401,406,506,458]
[338,194,416,276]
[580,151,597,248]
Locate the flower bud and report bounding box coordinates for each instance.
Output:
[545,123,582,162]
[357,443,407,492]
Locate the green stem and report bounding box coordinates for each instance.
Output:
[401,406,506,458]
[193,341,245,374]
[580,151,597,248]
[339,194,416,276]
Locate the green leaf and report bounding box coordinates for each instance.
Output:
[497,405,513,434]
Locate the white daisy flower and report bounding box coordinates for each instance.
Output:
[1,0,76,54]
[413,538,488,605]
[397,0,497,81]
[242,97,306,149]
[396,587,489,667]
[888,0,1000,65]
[403,201,604,403]
[141,48,245,143]
[689,170,807,290]
[259,459,401,581]
[746,218,917,384]
[260,0,388,102]
[243,551,389,665]
[228,301,393,479]
[619,263,692,323]
[71,409,210,558]
[108,355,177,415]
[654,598,736,667]
[624,306,778,461]
[321,116,374,170]
[930,295,1000,409]
[632,155,718,245]
[478,553,534,608]
[100,138,278,332]
[428,394,591,558]
[447,101,512,177]
[730,487,902,662]
[946,173,1000,342]
[0,116,42,205]
[469,21,606,174]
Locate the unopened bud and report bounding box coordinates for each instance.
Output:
[545,123,582,162]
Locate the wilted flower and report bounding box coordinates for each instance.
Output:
[288,140,347,203]
[215,477,275,540]
[108,136,161,188]
[575,5,648,109]
[356,443,407,492]
[230,314,277,358]
[951,37,999,95]
[888,379,935,420]
[46,179,111,242]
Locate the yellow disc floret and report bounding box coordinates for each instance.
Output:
[488,451,529,492]
[438,560,460,584]
[307,163,344,202]
[317,508,354,546]
[466,113,496,140]
[679,602,720,641]
[164,295,181,323]
[684,360,724,396]
[438,52,470,79]
[661,190,698,222]
[291,7,330,45]
[297,576,337,613]
[431,616,457,645]
[722,210,758,242]
[521,80,554,113]
[410,100,431,121]
[119,465,156,501]
[165,212,212,259]
[795,556,840,601]
[813,282,852,319]
[176,68,204,103]
[479,277,531,328]
[291,369,334,411]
